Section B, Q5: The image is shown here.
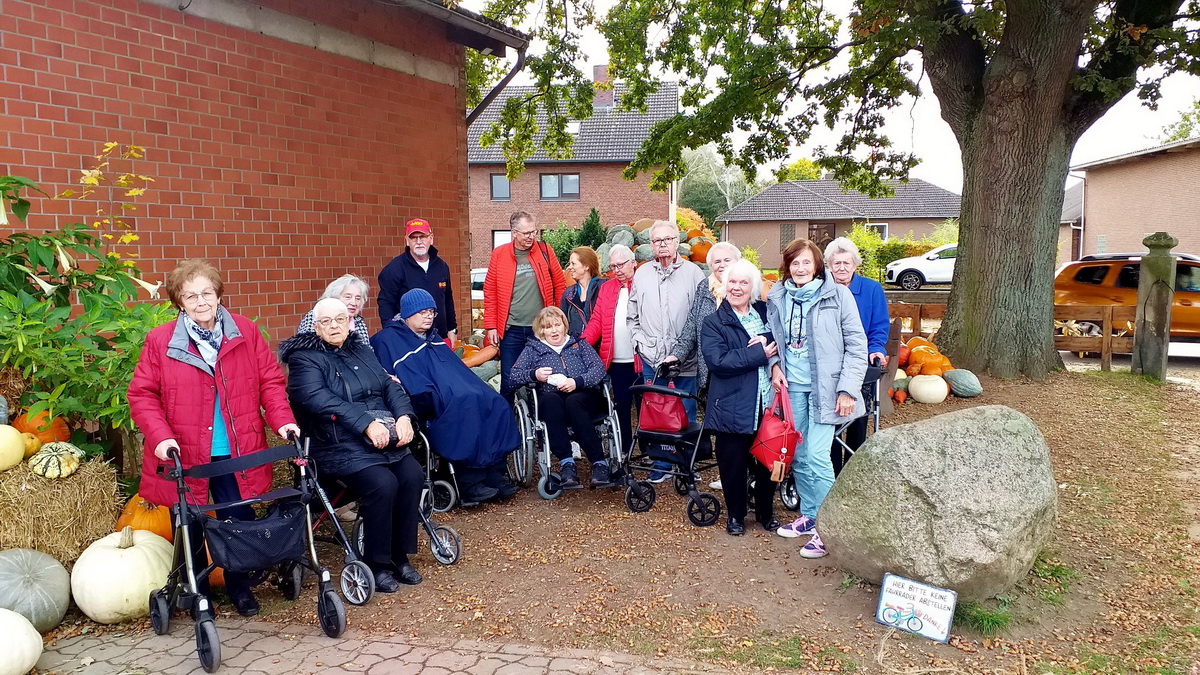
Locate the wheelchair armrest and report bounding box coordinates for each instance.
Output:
[629,383,698,400]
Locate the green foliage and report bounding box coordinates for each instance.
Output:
[845,222,885,282]
[1160,99,1200,143]
[926,218,959,247]
[540,220,579,266]
[740,245,760,268]
[954,598,1013,636]
[677,146,761,226]
[577,208,606,249]
[777,158,821,182]
[876,236,914,272]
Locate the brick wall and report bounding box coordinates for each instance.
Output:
[722,218,943,269]
[467,162,670,267]
[1,0,472,342]
[1081,149,1200,256]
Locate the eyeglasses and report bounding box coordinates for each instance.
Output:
[416,309,438,318]
[180,290,217,305]
[651,236,679,246]
[316,315,350,327]
[608,260,633,272]
[512,228,540,238]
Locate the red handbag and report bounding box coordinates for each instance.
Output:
[638,380,688,433]
[750,391,802,481]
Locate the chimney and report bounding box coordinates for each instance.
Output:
[593,64,613,107]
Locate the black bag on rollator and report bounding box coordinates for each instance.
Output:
[202,500,308,574]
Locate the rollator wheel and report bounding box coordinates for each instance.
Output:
[537,473,563,500]
[351,519,366,557]
[687,492,722,527]
[419,487,434,519]
[195,619,221,673]
[339,560,375,606]
[280,562,304,601]
[624,480,656,513]
[780,478,800,511]
[746,476,757,510]
[317,589,347,638]
[431,480,456,513]
[673,474,690,496]
[430,525,463,565]
[149,590,170,635]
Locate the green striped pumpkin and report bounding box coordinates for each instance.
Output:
[28,442,82,479]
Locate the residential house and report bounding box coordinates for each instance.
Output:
[1070,137,1200,257]
[1059,182,1084,262]
[715,178,961,269]
[1,0,526,340]
[466,66,678,267]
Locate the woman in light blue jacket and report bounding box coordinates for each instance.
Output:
[766,238,867,558]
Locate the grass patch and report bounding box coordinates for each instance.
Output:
[954,598,1013,635]
[685,632,857,671]
[1030,553,1080,605]
[838,572,863,593]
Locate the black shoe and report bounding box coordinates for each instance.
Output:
[759,517,781,532]
[374,569,401,593]
[559,462,579,487]
[460,484,500,503]
[726,519,745,536]
[590,461,611,485]
[228,587,259,617]
[396,562,422,585]
[494,479,519,500]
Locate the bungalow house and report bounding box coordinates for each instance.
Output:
[715,178,961,269]
[1070,137,1200,257]
[466,66,679,267]
[1058,182,1084,262]
[1,0,527,340]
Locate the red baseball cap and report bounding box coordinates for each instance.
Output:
[405,218,432,237]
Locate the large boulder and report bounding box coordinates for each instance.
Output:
[818,405,1057,601]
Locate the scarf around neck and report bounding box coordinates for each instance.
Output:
[182,307,226,366]
[783,277,823,345]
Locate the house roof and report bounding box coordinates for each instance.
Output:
[384,0,531,51]
[1061,182,1083,224]
[467,82,680,164]
[1071,136,1200,171]
[715,178,961,223]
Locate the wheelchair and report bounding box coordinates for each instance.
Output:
[509,377,624,500]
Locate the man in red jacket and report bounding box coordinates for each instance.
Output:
[484,211,567,399]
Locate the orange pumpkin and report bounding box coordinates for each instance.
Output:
[461,344,480,359]
[908,346,942,367]
[691,241,713,264]
[463,344,498,367]
[906,336,935,351]
[115,493,174,543]
[906,364,923,377]
[205,543,225,587]
[685,228,705,240]
[939,355,953,370]
[920,363,946,377]
[893,390,908,404]
[897,343,911,368]
[11,410,71,444]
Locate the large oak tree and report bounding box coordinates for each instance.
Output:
[473,0,1200,378]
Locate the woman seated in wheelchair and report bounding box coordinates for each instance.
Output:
[371,289,520,504]
[279,298,423,593]
[510,307,611,488]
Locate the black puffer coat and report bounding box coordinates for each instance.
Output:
[279,331,416,478]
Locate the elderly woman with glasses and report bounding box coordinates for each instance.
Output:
[280,298,424,592]
[128,259,300,617]
[297,275,373,346]
[581,244,639,460]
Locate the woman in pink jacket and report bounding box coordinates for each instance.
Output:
[128,259,298,617]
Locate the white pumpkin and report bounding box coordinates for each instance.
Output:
[0,607,42,675]
[892,369,908,381]
[71,527,172,624]
[0,425,24,472]
[908,374,950,404]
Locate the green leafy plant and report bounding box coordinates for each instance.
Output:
[577,208,606,250]
[540,219,579,266]
[740,245,760,268]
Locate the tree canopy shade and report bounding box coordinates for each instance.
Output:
[470,0,1200,378]
[1161,98,1200,141]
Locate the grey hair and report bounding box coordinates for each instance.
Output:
[313,297,349,319]
[824,237,862,266]
[608,244,634,263]
[649,220,678,239]
[320,274,370,305]
[708,241,742,262]
[722,259,762,303]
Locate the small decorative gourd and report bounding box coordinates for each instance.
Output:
[28,442,83,479]
[71,526,172,624]
[0,548,71,632]
[0,608,42,675]
[908,375,950,404]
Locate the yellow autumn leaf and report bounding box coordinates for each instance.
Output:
[79,169,102,186]
[58,189,75,198]
[125,188,146,196]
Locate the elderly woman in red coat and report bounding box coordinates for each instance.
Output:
[128,259,298,617]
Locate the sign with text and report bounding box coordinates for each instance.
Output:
[875,574,957,643]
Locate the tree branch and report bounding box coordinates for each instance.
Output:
[914,0,987,140]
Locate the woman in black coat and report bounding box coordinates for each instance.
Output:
[279,298,422,592]
[700,259,781,536]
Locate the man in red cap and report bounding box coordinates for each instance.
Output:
[377,218,458,343]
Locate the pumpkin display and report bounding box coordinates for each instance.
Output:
[685,228,705,240]
[0,425,23,472]
[20,432,42,459]
[908,345,941,366]
[463,344,498,368]
[690,240,713,264]
[943,369,983,397]
[893,389,908,404]
[632,217,656,232]
[908,375,950,404]
[897,343,911,368]
[906,336,935,351]
[919,362,947,377]
[71,526,172,624]
[11,410,70,445]
[28,442,82,479]
[0,548,71,632]
[906,364,922,377]
[0,608,42,675]
[116,493,175,543]
[892,377,909,393]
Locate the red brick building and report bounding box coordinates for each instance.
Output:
[466,68,678,267]
[1,0,526,341]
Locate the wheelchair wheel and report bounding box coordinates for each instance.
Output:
[431,479,457,513]
[419,487,434,519]
[149,590,171,635]
[339,560,375,606]
[673,474,690,496]
[601,415,624,466]
[537,473,563,500]
[430,525,463,565]
[510,399,536,487]
[195,619,221,673]
[279,561,304,601]
[351,518,366,557]
[780,478,800,511]
[624,480,656,513]
[687,492,721,527]
[317,589,347,638]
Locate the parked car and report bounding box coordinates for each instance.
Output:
[1054,254,1200,339]
[885,243,957,290]
[470,268,486,302]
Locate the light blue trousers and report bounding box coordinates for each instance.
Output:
[789,390,836,521]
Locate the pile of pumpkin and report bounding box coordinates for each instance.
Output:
[0,410,86,479]
[457,334,501,390]
[599,218,717,269]
[889,337,982,405]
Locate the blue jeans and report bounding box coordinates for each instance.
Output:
[789,390,835,521]
[499,325,535,402]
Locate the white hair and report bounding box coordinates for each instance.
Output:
[313,297,349,319]
[608,244,634,263]
[649,220,678,239]
[320,274,370,305]
[722,259,762,303]
[708,241,742,262]
[824,237,862,266]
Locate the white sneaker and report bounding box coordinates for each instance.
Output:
[571,441,583,459]
[708,479,723,490]
[335,502,358,522]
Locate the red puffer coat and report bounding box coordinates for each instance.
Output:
[128,311,296,506]
[580,277,634,368]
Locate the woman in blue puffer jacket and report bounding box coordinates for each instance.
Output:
[510,306,609,488]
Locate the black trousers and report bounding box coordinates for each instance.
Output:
[609,361,637,457]
[339,454,422,568]
[189,456,256,596]
[714,431,775,523]
[831,414,869,476]
[537,388,605,463]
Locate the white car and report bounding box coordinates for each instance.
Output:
[470,268,487,301]
[884,243,957,290]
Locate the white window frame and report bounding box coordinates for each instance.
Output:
[492,230,512,248]
[864,222,889,239]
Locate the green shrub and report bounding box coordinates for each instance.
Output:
[577,208,606,249]
[876,236,913,271]
[740,245,760,268]
[541,219,579,266]
[846,222,885,281]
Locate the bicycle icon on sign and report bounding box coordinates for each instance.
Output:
[881,603,924,633]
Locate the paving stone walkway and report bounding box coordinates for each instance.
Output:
[37,619,731,675]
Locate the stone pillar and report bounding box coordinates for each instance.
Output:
[1131,232,1178,380]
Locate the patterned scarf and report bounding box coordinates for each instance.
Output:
[182,307,225,366]
[783,277,823,348]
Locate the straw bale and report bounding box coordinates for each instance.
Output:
[0,460,123,565]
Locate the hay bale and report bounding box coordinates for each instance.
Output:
[0,460,122,565]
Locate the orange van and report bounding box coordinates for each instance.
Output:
[1053,254,1200,339]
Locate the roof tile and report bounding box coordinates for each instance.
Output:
[716,178,961,222]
